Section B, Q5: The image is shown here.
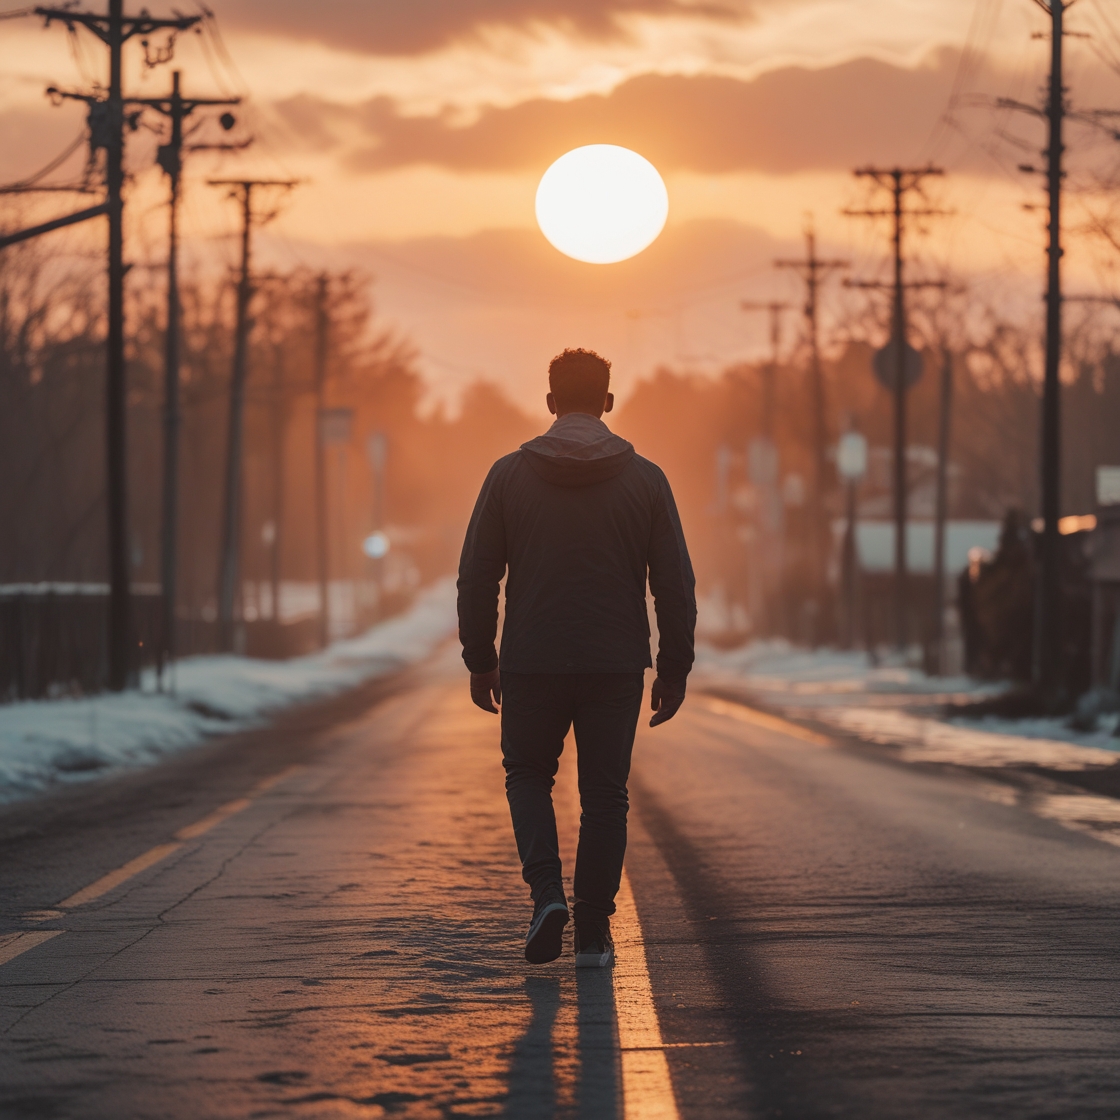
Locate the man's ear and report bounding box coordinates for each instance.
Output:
[603,392,615,414]
[546,392,557,416]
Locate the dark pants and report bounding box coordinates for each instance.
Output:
[500,671,645,929]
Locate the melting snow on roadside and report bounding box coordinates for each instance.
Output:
[0,578,458,803]
[692,641,997,706]
[693,639,1120,770]
[822,707,1120,770]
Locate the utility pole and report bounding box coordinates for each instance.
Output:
[1000,2,1120,698]
[210,178,297,651]
[775,217,849,642]
[740,300,791,440]
[1039,0,1065,700]
[131,73,241,674]
[268,317,287,627]
[931,345,954,674]
[314,273,331,650]
[845,168,948,652]
[35,1,201,689]
[1000,1,1068,697]
[254,271,302,629]
[740,300,791,637]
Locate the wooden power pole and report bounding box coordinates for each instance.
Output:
[846,170,948,652]
[209,178,297,651]
[34,1,200,689]
[132,73,241,673]
[314,273,331,650]
[775,218,849,641]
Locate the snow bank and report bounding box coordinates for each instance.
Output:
[693,638,1120,769]
[693,640,994,705]
[0,578,458,804]
[823,706,1120,771]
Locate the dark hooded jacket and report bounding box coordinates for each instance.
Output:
[457,412,696,680]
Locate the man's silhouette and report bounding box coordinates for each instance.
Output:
[457,348,696,967]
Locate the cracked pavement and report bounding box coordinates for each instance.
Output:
[3,644,1120,1118]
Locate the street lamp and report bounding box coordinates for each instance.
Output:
[362,532,390,561]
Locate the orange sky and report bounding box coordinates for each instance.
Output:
[3,0,1120,409]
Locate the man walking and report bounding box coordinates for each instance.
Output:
[457,348,696,967]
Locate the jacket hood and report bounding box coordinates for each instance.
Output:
[519,413,635,487]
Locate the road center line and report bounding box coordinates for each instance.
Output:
[702,696,833,747]
[45,764,307,915]
[56,842,184,910]
[174,798,252,841]
[252,763,305,793]
[613,868,681,1120]
[0,930,63,967]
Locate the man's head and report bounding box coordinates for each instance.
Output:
[546,348,614,419]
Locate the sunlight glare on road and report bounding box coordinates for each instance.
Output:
[535,144,669,264]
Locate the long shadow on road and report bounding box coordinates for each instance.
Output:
[503,961,621,1118]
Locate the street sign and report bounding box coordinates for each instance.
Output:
[873,336,923,391]
[837,431,868,481]
[318,407,353,446]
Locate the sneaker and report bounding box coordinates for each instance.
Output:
[574,924,614,968]
[525,896,569,964]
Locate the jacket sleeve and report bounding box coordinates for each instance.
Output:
[457,459,508,673]
[647,468,697,682]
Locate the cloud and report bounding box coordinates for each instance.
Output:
[274,51,991,176]
[216,0,741,56]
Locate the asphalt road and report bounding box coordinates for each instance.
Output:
[2,644,1120,1119]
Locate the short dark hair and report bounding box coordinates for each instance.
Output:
[548,348,611,412]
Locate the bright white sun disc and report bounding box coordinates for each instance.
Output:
[535,145,668,264]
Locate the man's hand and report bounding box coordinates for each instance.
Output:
[470,668,502,714]
[649,676,686,727]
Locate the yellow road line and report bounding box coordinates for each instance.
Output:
[0,929,62,966]
[251,763,305,794]
[52,764,307,912]
[57,842,184,909]
[613,869,681,1120]
[174,798,252,841]
[702,696,833,747]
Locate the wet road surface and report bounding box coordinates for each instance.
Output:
[2,645,1120,1118]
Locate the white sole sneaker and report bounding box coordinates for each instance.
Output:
[575,943,614,968]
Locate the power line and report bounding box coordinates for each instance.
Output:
[0,132,90,193]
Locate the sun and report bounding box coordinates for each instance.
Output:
[535,145,669,265]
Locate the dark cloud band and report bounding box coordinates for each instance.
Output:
[274,51,994,176]
[218,0,740,55]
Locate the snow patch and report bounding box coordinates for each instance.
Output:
[823,706,1119,771]
[0,578,458,804]
[694,638,1120,770]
